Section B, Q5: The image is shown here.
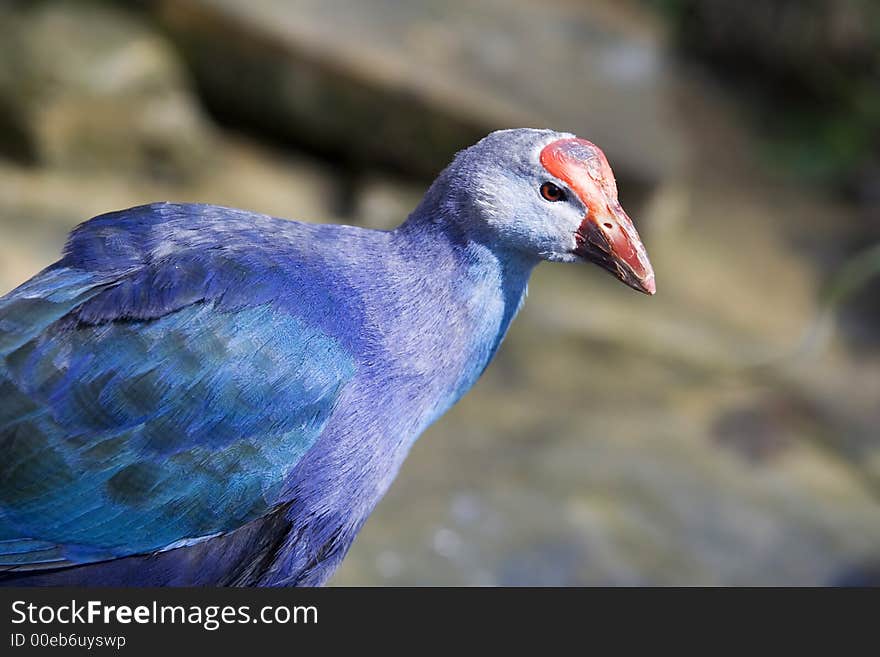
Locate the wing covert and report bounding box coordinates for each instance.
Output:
[0,264,355,569]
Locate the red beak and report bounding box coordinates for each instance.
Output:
[574,204,656,295]
[541,137,656,295]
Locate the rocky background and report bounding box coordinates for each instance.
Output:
[1,0,878,585]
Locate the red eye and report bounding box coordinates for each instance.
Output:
[540,182,565,202]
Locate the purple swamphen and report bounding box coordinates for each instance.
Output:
[0,129,654,586]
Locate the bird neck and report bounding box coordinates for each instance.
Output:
[397,201,535,314]
[387,202,536,407]
[269,206,537,555]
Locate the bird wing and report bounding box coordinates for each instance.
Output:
[0,245,356,570]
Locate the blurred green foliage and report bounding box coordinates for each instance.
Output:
[824,242,880,307]
[649,0,880,191]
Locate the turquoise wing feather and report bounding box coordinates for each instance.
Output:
[0,266,355,568]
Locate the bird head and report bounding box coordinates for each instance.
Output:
[430,128,655,295]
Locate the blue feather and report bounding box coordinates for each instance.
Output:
[0,206,361,567]
[0,128,584,585]
[0,196,534,584]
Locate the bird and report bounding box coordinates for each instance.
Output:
[0,128,654,586]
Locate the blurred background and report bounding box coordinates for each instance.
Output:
[1,0,878,585]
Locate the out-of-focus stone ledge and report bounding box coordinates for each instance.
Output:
[154,0,685,184]
[0,2,214,179]
[0,136,342,293]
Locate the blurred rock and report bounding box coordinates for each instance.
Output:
[832,561,880,586]
[352,175,424,230]
[0,2,213,178]
[154,0,684,183]
[0,136,341,293]
[713,398,800,465]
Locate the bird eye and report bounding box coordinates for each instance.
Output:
[540,182,565,202]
